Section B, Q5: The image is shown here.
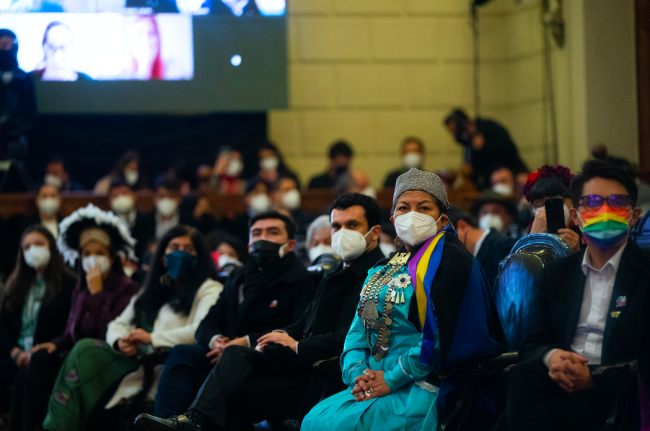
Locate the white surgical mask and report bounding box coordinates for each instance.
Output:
[123,266,135,278]
[492,183,514,197]
[24,246,51,269]
[532,205,571,226]
[227,159,243,177]
[309,244,335,263]
[82,255,112,274]
[111,195,134,214]
[379,243,397,258]
[395,211,442,246]
[218,254,242,270]
[249,194,271,215]
[282,189,301,210]
[260,157,279,171]
[156,198,178,217]
[331,228,372,261]
[44,174,63,188]
[124,170,139,186]
[38,198,60,216]
[361,187,377,200]
[403,153,423,169]
[479,214,505,232]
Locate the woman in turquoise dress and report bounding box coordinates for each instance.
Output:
[302,168,506,431]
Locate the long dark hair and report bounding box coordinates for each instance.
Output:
[259,142,299,185]
[132,225,217,326]
[5,225,70,312]
[109,150,147,189]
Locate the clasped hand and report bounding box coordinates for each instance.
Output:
[548,350,593,393]
[118,329,152,356]
[351,370,391,402]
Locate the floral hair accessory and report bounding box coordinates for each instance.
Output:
[522,165,574,201]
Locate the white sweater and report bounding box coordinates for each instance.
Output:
[104,278,223,408]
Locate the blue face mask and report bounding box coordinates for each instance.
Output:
[165,250,197,280]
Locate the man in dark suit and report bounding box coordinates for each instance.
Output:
[308,141,354,190]
[144,211,318,420]
[497,160,650,431]
[447,206,516,288]
[135,194,385,431]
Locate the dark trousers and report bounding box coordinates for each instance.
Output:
[154,344,213,418]
[0,358,19,413]
[10,350,64,431]
[190,345,310,431]
[495,362,612,431]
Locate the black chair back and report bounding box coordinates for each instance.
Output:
[494,233,572,351]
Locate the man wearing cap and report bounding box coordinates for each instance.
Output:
[300,169,506,431]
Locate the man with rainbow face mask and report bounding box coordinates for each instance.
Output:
[497,159,650,431]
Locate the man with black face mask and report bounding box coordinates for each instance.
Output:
[444,108,527,190]
[308,140,354,190]
[135,211,318,421]
[0,29,36,191]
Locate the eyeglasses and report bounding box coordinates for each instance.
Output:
[530,196,564,210]
[578,194,633,211]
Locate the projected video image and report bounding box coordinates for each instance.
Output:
[0,0,285,15]
[0,14,193,81]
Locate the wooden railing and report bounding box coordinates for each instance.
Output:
[0,189,482,219]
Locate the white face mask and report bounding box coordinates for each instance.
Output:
[331,228,373,261]
[218,254,242,270]
[249,194,271,215]
[260,157,279,171]
[124,170,139,186]
[24,245,51,269]
[492,183,514,197]
[82,255,112,274]
[309,244,335,263]
[282,189,301,210]
[394,211,442,247]
[123,266,135,278]
[38,198,60,216]
[227,159,243,177]
[403,153,423,169]
[111,195,134,214]
[156,198,178,217]
[361,187,377,200]
[532,205,571,226]
[44,174,63,188]
[379,243,397,258]
[479,214,505,232]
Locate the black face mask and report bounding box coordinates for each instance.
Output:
[250,240,286,270]
[454,125,472,147]
[0,49,18,71]
[334,165,348,176]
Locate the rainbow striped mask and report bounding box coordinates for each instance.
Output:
[578,206,631,247]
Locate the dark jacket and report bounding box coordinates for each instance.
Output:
[476,228,517,289]
[308,172,336,190]
[0,272,76,358]
[383,168,408,189]
[52,270,140,352]
[520,240,650,369]
[196,253,319,349]
[284,246,385,369]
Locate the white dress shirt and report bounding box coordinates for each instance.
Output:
[41,219,58,239]
[473,229,490,257]
[544,242,627,367]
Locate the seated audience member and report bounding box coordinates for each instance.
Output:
[9,205,139,431]
[211,149,245,194]
[305,215,334,263]
[249,142,300,191]
[1,185,62,278]
[383,137,426,189]
[640,287,650,430]
[491,166,517,198]
[196,165,212,191]
[0,227,75,407]
[308,141,354,190]
[272,176,311,235]
[444,108,527,190]
[345,170,376,199]
[135,194,386,431]
[94,150,149,194]
[497,159,648,431]
[472,192,523,239]
[43,157,85,191]
[447,206,516,288]
[221,179,271,243]
[205,231,248,267]
[135,211,318,420]
[523,165,582,253]
[42,226,223,431]
[301,169,505,431]
[108,180,140,230]
[379,221,397,258]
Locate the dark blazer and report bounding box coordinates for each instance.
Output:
[476,228,517,289]
[0,271,76,358]
[196,254,319,349]
[520,240,650,369]
[284,246,385,369]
